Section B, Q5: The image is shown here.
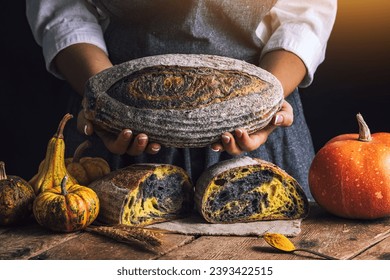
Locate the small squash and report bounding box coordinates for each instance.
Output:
[65,140,110,185]
[29,113,78,195]
[0,161,36,225]
[309,113,390,219]
[33,175,100,232]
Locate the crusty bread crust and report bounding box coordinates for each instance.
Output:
[83,54,283,148]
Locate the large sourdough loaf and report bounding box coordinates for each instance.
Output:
[83,54,283,148]
[88,163,194,226]
[195,157,309,223]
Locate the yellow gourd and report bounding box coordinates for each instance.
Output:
[29,113,78,195]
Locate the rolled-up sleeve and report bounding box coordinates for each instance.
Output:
[26,0,108,79]
[256,0,337,87]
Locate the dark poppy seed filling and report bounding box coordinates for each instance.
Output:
[88,164,194,226]
[209,171,273,211]
[123,169,193,225]
[140,173,192,214]
[196,158,309,223]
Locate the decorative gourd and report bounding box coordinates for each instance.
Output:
[83,54,283,148]
[29,113,78,195]
[88,163,194,226]
[195,156,309,223]
[309,113,390,219]
[33,175,100,232]
[65,140,110,185]
[0,162,36,225]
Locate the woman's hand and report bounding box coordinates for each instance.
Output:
[209,49,306,156]
[76,110,161,156]
[210,100,293,155]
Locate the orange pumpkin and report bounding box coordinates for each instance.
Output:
[65,140,110,185]
[309,114,390,219]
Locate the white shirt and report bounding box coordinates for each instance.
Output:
[26,0,337,87]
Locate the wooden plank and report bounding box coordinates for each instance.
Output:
[158,235,335,260]
[2,203,389,260]
[354,234,390,260]
[29,232,195,260]
[158,235,301,260]
[159,204,390,260]
[0,221,80,260]
[297,205,390,260]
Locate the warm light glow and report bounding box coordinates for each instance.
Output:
[332,0,390,46]
[315,0,390,95]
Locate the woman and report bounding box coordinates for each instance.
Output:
[26,0,337,199]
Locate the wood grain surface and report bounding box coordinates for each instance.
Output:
[1,204,389,260]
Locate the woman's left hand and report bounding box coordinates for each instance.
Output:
[210,100,293,155]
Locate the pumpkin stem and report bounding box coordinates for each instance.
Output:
[356,113,372,142]
[60,175,68,195]
[0,161,7,180]
[72,140,91,163]
[54,113,73,139]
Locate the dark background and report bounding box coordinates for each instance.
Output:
[1,1,389,180]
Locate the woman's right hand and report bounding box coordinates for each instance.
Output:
[76,110,161,156]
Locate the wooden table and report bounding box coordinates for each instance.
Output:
[1,203,389,260]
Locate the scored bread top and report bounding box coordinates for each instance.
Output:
[83,54,283,148]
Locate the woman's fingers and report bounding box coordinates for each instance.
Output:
[77,110,160,156]
[234,100,294,152]
[233,128,268,152]
[77,110,94,135]
[97,129,133,155]
[220,132,243,155]
[145,143,161,154]
[273,100,294,127]
[125,133,149,156]
[213,100,294,155]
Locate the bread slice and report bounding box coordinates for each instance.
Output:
[88,164,193,226]
[195,157,309,223]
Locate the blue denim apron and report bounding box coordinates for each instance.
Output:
[65,0,315,198]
